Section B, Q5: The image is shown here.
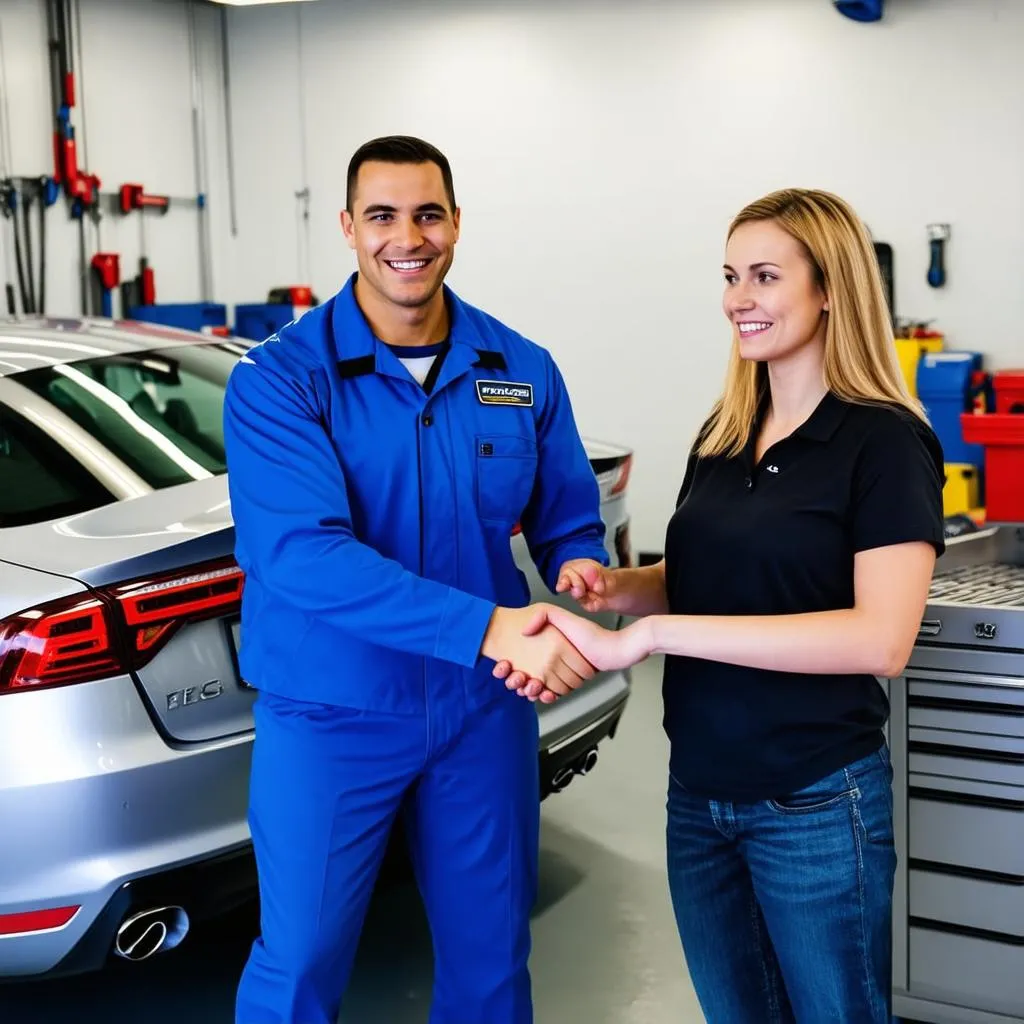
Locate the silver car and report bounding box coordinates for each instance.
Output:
[0,317,634,980]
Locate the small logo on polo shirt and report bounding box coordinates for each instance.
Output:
[766,464,780,473]
[476,380,534,407]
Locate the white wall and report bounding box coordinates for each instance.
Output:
[219,0,1024,552]
[3,0,1023,551]
[0,0,229,315]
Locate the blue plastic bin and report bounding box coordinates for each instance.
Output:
[917,351,984,464]
[126,302,228,334]
[233,303,300,343]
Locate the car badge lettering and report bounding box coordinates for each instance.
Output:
[476,380,533,407]
[974,622,997,641]
[167,679,223,711]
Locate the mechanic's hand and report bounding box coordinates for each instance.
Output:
[555,558,620,614]
[481,605,596,702]
[496,606,651,701]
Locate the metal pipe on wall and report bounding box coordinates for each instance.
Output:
[219,4,238,239]
[295,5,311,287]
[186,0,214,302]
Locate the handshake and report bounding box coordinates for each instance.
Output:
[480,559,650,705]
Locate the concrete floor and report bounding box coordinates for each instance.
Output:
[3,656,705,1023]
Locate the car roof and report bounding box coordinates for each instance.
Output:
[0,317,221,376]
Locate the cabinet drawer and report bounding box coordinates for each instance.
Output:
[908,677,1024,740]
[910,866,1024,939]
[909,924,1024,1018]
[909,787,1024,876]
[908,729,1024,787]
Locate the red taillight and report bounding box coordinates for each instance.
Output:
[610,453,633,495]
[0,905,80,935]
[0,558,245,694]
[113,559,244,663]
[0,595,121,692]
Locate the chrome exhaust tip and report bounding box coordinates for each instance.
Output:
[114,906,190,961]
[550,766,576,792]
[576,748,599,776]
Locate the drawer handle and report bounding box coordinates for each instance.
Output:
[910,858,1024,886]
[909,785,1024,811]
[909,740,1024,765]
[909,695,1024,717]
[910,916,1024,947]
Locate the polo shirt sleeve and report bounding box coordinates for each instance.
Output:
[850,410,946,556]
[674,415,714,508]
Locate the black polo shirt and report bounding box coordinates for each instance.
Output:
[662,392,945,802]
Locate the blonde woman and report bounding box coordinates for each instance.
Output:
[498,189,945,1022]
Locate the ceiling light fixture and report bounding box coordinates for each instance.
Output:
[209,1,319,7]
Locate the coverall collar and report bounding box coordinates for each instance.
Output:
[332,273,489,395]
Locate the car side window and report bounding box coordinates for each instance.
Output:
[0,402,115,527]
[15,345,237,490]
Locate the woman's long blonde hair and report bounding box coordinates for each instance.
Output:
[698,188,926,459]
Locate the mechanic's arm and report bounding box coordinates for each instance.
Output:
[519,355,608,591]
[225,358,495,668]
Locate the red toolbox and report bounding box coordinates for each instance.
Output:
[961,412,1024,522]
[993,369,1024,414]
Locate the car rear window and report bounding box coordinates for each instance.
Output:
[0,402,116,527]
[14,343,242,492]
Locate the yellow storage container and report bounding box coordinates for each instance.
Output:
[942,462,980,517]
[895,337,943,397]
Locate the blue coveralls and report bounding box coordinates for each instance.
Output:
[223,274,607,1024]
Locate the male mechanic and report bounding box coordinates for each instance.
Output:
[224,136,608,1024]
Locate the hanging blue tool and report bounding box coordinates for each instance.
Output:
[927,223,950,289]
[834,0,883,22]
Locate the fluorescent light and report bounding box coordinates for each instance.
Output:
[210,1,318,6]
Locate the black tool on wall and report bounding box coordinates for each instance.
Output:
[1,177,59,314]
[927,223,950,288]
[873,241,894,326]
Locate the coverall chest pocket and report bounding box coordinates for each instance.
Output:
[475,433,538,523]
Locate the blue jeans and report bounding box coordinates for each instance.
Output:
[666,747,896,1023]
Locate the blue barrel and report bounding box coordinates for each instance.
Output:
[916,351,984,464]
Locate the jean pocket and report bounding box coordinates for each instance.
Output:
[851,755,894,846]
[475,433,538,523]
[767,766,858,815]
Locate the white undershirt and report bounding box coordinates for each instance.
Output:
[396,354,438,387]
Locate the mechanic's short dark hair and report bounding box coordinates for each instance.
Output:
[346,136,456,213]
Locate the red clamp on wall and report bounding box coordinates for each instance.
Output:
[119,184,170,215]
[90,253,120,290]
[89,253,121,318]
[268,286,318,307]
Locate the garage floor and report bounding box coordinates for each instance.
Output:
[4,656,705,1023]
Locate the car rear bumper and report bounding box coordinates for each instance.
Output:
[3,843,258,982]
[0,676,253,979]
[537,667,631,799]
[0,666,630,978]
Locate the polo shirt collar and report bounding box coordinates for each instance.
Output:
[750,388,849,443]
[743,388,849,469]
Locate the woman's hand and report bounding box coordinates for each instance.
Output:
[493,606,652,701]
[555,558,620,614]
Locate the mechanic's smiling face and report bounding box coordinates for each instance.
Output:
[341,160,460,313]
